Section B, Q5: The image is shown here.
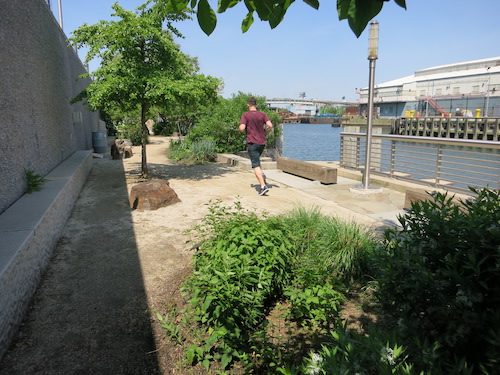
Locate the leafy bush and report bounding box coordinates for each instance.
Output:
[159,190,500,374]
[159,202,379,372]
[374,187,500,373]
[153,120,177,136]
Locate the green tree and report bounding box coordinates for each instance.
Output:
[153,0,406,37]
[70,3,221,178]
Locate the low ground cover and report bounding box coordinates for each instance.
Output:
[157,188,499,374]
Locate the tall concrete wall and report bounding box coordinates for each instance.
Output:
[0,0,100,215]
[0,0,101,360]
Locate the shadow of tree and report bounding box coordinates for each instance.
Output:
[126,161,237,182]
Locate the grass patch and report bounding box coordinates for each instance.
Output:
[168,138,217,164]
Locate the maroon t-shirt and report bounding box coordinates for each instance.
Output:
[240,110,269,145]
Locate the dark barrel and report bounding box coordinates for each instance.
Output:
[92,131,107,153]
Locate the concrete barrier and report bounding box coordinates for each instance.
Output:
[277,157,337,184]
[0,150,93,359]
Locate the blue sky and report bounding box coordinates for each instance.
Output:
[52,0,500,102]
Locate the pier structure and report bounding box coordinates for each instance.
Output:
[393,117,500,141]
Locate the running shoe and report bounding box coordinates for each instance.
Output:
[259,185,269,196]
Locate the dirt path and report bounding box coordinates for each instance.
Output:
[0,136,382,374]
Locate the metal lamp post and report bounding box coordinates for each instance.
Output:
[485,66,491,117]
[362,21,379,189]
[57,0,63,29]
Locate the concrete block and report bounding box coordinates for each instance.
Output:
[277,157,337,184]
[404,188,434,209]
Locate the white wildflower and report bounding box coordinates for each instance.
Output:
[311,353,323,364]
[306,352,323,375]
[380,347,395,365]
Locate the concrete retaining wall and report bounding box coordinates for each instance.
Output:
[0,0,99,360]
[0,0,100,215]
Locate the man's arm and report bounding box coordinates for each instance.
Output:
[239,123,246,132]
[265,120,273,132]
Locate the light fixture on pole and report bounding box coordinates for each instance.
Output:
[362,21,379,190]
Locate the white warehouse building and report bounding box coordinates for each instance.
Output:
[358,57,500,118]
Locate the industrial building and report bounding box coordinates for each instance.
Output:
[358,57,500,118]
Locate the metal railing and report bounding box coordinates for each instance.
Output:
[340,132,500,194]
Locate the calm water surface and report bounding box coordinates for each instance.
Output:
[282,123,342,161]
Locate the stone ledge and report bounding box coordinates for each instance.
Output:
[0,150,93,359]
[277,157,337,184]
[217,153,276,170]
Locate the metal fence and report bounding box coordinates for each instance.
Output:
[340,132,500,194]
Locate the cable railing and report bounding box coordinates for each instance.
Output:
[340,132,500,194]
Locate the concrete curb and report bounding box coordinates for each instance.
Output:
[0,150,93,359]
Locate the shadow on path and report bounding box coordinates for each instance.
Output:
[0,158,161,375]
[129,161,237,182]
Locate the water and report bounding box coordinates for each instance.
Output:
[282,123,342,161]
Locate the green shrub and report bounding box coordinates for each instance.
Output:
[190,138,217,163]
[374,187,500,373]
[116,119,145,145]
[168,138,217,164]
[153,120,176,136]
[165,202,381,372]
[24,169,47,193]
[181,201,295,370]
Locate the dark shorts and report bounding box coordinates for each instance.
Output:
[247,143,265,168]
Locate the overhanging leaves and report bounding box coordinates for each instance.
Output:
[197,0,217,35]
[157,0,405,36]
[242,11,255,32]
[338,0,384,37]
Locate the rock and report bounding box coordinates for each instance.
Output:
[145,119,155,135]
[111,139,133,160]
[129,179,181,210]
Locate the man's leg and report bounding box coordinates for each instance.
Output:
[253,166,265,186]
[248,144,268,194]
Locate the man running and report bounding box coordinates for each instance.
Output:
[239,96,273,195]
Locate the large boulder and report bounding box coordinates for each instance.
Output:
[129,179,181,210]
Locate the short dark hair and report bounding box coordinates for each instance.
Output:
[247,96,257,106]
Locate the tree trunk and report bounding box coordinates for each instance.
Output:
[140,103,149,178]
